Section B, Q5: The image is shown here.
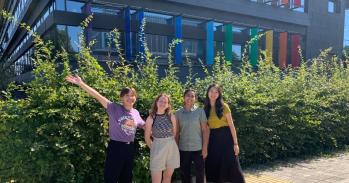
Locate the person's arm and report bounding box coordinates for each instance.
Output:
[65,75,110,109]
[200,121,209,159]
[144,116,153,148]
[175,116,180,144]
[170,114,177,139]
[226,112,239,156]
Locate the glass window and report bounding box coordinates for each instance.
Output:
[144,12,173,24]
[343,10,349,47]
[91,5,120,15]
[292,0,305,12]
[182,18,202,27]
[66,0,84,13]
[232,44,242,60]
[67,26,81,52]
[182,39,198,57]
[328,0,335,13]
[56,0,66,11]
[146,34,168,55]
[91,31,103,50]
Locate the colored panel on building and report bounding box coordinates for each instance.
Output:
[281,0,289,5]
[206,21,214,65]
[279,32,288,68]
[249,28,259,67]
[224,24,233,63]
[175,16,182,64]
[293,0,301,8]
[124,7,132,61]
[291,34,301,67]
[137,10,145,60]
[265,30,273,59]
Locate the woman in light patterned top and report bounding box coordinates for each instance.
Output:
[144,93,180,183]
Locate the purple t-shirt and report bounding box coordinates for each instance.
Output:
[106,102,145,142]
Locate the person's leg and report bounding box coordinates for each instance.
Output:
[180,151,192,183]
[151,171,162,183]
[162,168,174,183]
[119,143,135,183]
[192,151,205,183]
[104,141,124,183]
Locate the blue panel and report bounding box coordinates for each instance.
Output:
[137,10,145,60]
[175,16,182,64]
[124,7,132,61]
[206,21,214,65]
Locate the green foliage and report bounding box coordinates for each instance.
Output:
[2,12,349,183]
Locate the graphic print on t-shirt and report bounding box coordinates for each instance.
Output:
[118,115,137,136]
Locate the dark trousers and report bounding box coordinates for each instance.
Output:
[104,140,135,183]
[180,150,205,183]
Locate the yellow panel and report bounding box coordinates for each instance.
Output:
[265,30,273,59]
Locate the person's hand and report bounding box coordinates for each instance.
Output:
[233,144,239,156]
[124,119,136,128]
[65,75,83,85]
[202,148,208,159]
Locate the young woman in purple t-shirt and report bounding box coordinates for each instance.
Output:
[65,75,145,183]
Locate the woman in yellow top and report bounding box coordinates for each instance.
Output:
[204,84,245,183]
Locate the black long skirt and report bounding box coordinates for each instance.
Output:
[205,126,245,183]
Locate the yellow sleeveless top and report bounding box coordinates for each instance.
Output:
[208,103,231,129]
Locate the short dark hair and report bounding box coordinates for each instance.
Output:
[120,87,137,98]
[183,88,196,97]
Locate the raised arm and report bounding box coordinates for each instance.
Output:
[65,75,110,108]
[144,116,154,148]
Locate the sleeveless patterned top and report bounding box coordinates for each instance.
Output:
[152,114,173,138]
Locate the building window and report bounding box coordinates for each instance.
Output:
[56,0,66,11]
[144,12,173,25]
[67,26,81,52]
[66,0,84,13]
[146,34,169,56]
[232,44,242,60]
[343,10,349,50]
[328,0,339,13]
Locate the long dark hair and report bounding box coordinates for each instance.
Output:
[204,84,224,119]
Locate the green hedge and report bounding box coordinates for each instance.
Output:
[1,14,349,182]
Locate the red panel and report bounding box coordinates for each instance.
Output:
[291,35,301,67]
[293,0,301,7]
[279,32,287,68]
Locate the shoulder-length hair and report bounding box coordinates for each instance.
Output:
[149,93,173,118]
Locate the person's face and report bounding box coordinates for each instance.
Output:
[157,95,169,111]
[208,87,220,101]
[184,91,196,106]
[121,91,136,106]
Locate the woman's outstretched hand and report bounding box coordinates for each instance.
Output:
[65,75,83,85]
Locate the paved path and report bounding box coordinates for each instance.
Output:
[245,151,349,183]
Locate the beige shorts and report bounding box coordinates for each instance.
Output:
[150,136,180,172]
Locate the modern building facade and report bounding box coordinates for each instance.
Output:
[0,0,348,79]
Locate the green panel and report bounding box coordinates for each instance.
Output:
[249,28,259,67]
[224,24,233,62]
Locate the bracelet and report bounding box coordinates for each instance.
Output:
[234,144,238,146]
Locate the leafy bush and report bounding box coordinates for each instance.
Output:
[1,12,349,182]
